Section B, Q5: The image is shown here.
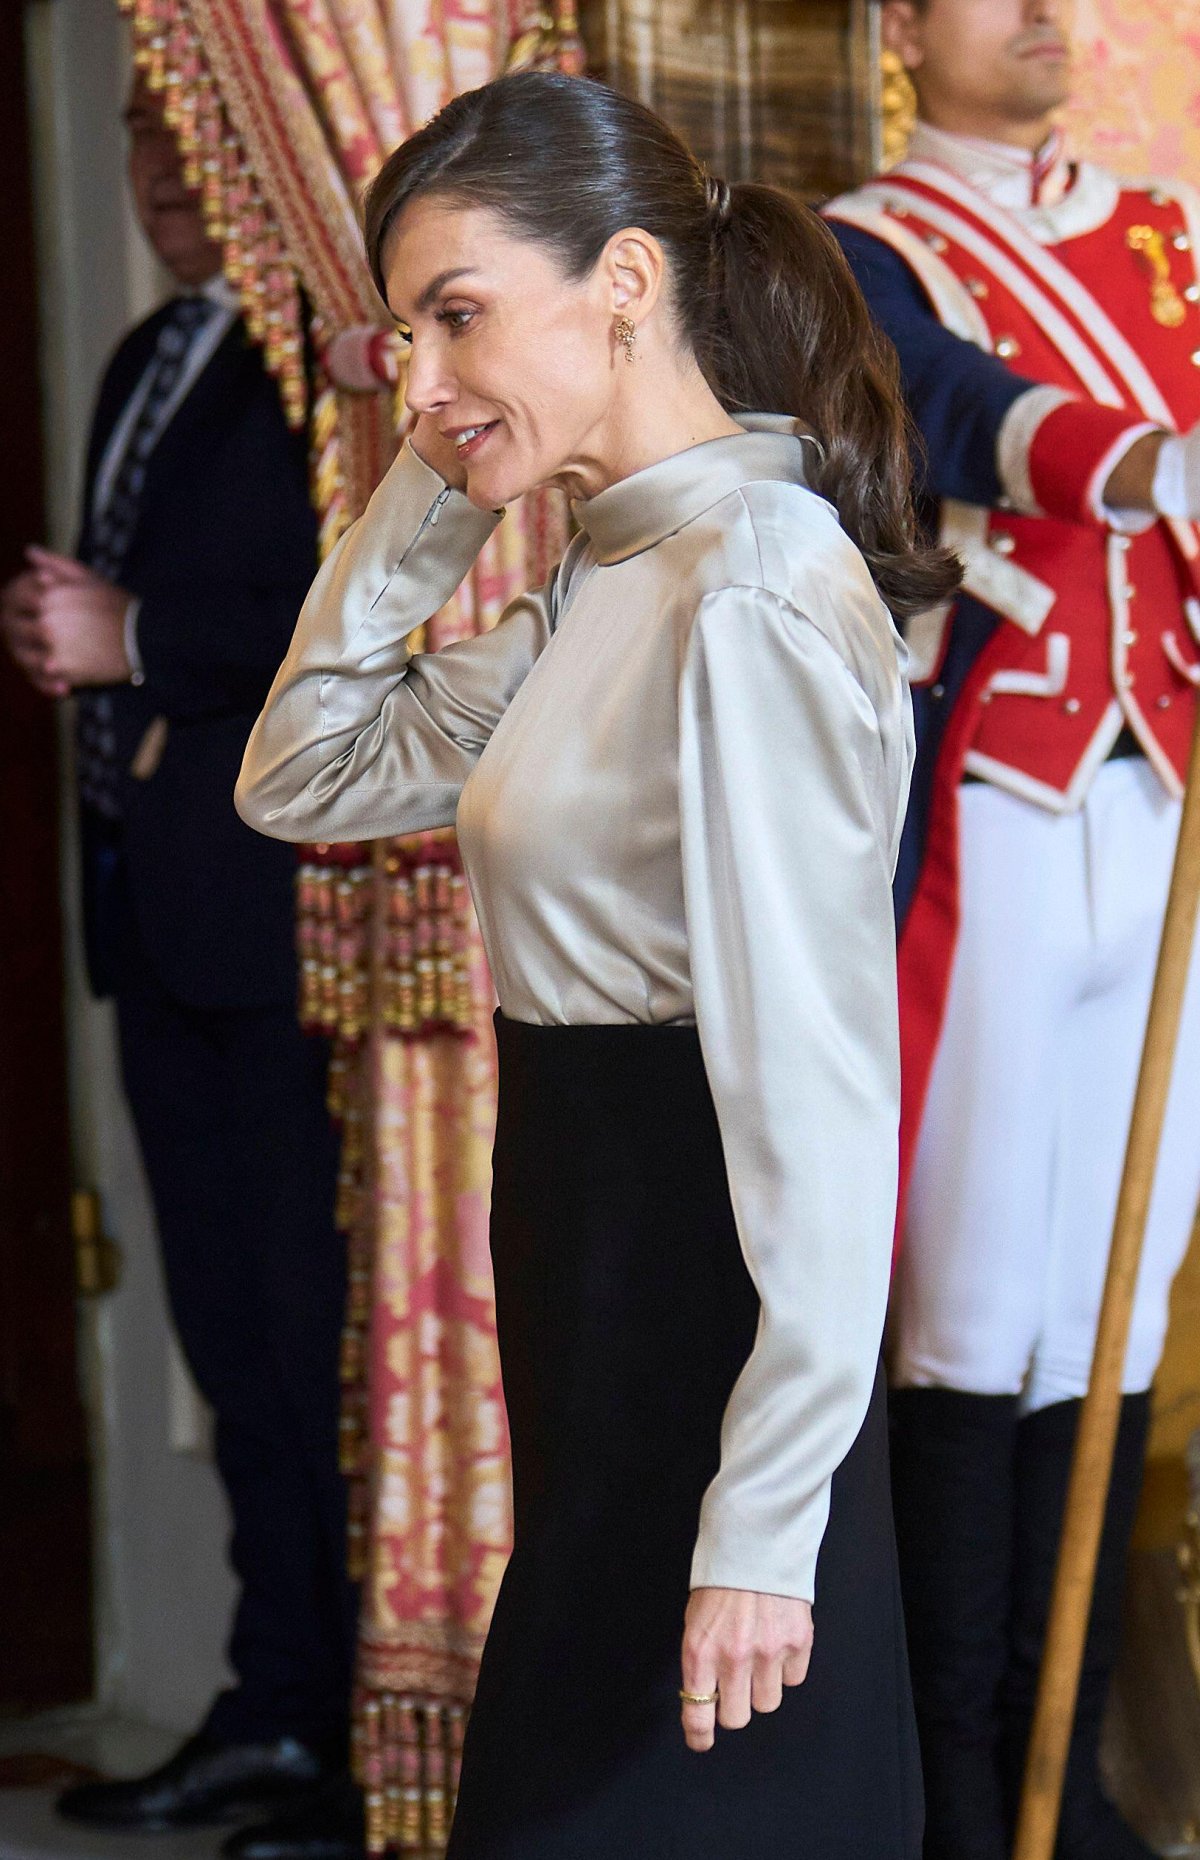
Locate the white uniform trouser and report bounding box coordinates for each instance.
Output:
[891,758,1200,1414]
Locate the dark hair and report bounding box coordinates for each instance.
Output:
[364,71,960,623]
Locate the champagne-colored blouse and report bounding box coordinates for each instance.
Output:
[236,413,915,1604]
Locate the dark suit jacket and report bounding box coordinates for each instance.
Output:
[78,303,319,1010]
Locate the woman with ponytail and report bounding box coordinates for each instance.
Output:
[238,70,957,1857]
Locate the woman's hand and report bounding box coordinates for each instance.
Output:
[680,1586,813,1752]
[408,413,470,493]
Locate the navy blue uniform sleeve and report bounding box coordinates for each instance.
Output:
[831,221,1037,509]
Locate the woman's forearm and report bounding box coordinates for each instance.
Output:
[236,443,499,842]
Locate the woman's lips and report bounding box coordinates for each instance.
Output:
[455,422,499,461]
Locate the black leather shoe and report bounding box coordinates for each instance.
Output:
[56,1730,328,1831]
[221,1777,366,1859]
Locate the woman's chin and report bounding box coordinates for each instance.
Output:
[465,465,538,512]
[464,477,507,513]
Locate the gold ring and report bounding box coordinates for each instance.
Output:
[678,1688,719,1706]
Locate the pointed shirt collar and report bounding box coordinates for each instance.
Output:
[573,413,819,567]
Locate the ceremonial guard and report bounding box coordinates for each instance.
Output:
[826,4,1200,1858]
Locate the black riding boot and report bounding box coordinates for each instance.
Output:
[999,1392,1156,1860]
[890,1387,1020,1860]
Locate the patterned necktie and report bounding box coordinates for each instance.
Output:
[77,294,218,820]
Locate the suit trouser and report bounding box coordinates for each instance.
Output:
[891,757,1200,1410]
[112,886,356,1747]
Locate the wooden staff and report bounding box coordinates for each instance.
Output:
[1013,700,1200,1860]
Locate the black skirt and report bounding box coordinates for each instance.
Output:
[446,1015,922,1859]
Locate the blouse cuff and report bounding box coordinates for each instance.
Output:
[367,443,501,611]
[690,1504,823,1604]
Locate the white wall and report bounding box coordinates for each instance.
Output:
[25,0,237,1736]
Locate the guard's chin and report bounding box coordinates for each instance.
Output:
[1041,71,1072,110]
[1014,65,1072,116]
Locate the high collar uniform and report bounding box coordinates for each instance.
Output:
[827,123,1197,1860]
[826,122,1200,1213]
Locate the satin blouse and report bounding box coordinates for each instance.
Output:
[236,413,915,1603]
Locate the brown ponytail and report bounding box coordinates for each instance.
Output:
[364,71,961,624]
[704,182,961,620]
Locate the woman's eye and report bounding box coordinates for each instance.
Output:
[436,306,476,332]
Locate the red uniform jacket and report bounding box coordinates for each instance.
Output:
[825,152,1200,1216]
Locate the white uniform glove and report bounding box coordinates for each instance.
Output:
[1152,422,1200,520]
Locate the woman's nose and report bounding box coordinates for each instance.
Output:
[404,341,455,417]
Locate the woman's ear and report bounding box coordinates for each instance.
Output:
[603,227,666,335]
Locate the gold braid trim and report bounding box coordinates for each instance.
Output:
[178,0,396,526]
[181,0,376,332]
[118,0,308,427]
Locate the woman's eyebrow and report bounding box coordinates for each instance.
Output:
[415,267,480,312]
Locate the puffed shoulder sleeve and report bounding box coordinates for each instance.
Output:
[679,567,914,1603]
[236,442,560,842]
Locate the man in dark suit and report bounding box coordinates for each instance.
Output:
[2,73,360,1857]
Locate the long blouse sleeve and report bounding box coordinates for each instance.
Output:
[235,442,562,843]
[679,579,912,1604]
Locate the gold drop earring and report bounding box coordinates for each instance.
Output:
[615,316,637,362]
